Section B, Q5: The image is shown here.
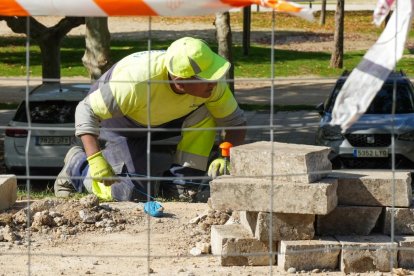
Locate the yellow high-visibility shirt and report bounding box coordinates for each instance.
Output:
[88,51,239,127]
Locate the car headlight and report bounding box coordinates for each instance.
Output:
[398,131,414,141]
[319,125,343,140]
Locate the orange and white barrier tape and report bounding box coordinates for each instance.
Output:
[0,0,312,20]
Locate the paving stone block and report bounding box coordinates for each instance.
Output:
[278,237,341,271]
[239,211,258,236]
[0,175,17,211]
[395,236,414,269]
[230,141,332,183]
[240,211,314,242]
[383,206,414,235]
[255,212,314,242]
[336,235,398,273]
[330,170,412,207]
[210,176,337,214]
[316,206,382,235]
[211,224,275,266]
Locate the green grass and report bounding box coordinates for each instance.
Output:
[1,11,414,78]
[17,185,55,200]
[2,36,414,78]
[17,186,89,200]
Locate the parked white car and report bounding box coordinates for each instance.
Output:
[4,82,89,174]
[315,70,414,169]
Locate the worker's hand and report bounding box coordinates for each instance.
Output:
[87,151,116,186]
[208,158,230,179]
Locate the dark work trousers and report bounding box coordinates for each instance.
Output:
[98,114,190,201]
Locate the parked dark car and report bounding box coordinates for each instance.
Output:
[4,82,89,174]
[315,70,414,169]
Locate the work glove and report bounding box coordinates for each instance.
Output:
[208,158,230,179]
[87,151,116,186]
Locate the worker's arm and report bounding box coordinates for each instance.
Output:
[79,132,115,186]
[75,95,116,185]
[80,133,101,157]
[223,122,246,147]
[206,83,247,140]
[75,96,101,138]
[206,82,247,179]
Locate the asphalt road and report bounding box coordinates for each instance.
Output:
[0,77,335,105]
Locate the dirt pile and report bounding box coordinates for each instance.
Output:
[0,195,232,250]
[0,195,140,244]
[191,209,232,232]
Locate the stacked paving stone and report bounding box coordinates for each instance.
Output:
[325,170,414,273]
[209,141,414,273]
[0,175,17,211]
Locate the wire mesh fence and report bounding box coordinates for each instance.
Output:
[1,4,414,276]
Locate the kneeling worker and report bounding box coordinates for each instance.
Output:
[54,37,246,201]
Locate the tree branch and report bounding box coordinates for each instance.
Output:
[0,16,46,39]
[0,16,85,40]
[52,17,85,38]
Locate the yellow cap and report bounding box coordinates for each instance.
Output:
[165,37,230,81]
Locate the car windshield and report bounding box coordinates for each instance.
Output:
[13,101,78,124]
[327,82,414,114]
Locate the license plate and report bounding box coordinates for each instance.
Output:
[38,136,71,145]
[353,148,388,158]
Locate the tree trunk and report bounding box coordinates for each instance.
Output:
[242,6,251,56]
[38,37,61,81]
[319,0,327,26]
[215,11,234,93]
[82,17,112,81]
[330,0,344,68]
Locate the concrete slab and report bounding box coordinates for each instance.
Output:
[336,235,398,273]
[240,211,314,242]
[230,141,332,183]
[277,237,341,271]
[211,224,275,266]
[395,236,414,269]
[0,175,17,211]
[210,176,337,214]
[383,206,414,235]
[316,206,382,236]
[239,211,258,236]
[255,212,314,242]
[330,170,412,207]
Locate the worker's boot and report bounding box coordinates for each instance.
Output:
[159,164,205,202]
[54,146,86,197]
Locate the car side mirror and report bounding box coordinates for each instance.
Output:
[315,103,325,116]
